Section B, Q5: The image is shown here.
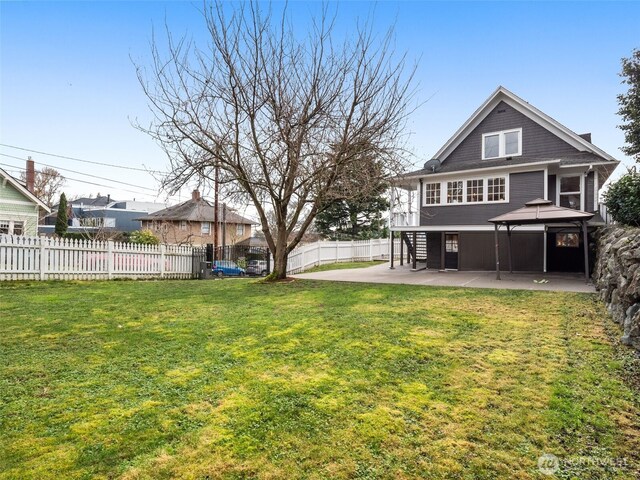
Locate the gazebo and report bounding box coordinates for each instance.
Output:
[488,199,594,282]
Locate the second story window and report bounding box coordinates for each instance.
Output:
[236,224,244,236]
[482,128,522,159]
[180,220,187,230]
[201,222,211,234]
[447,181,463,204]
[424,182,441,205]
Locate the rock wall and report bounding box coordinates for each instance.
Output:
[594,225,640,350]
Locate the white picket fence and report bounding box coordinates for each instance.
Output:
[0,235,193,281]
[286,238,399,275]
[0,235,399,281]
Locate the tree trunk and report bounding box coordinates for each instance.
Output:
[268,227,290,280]
[271,244,289,279]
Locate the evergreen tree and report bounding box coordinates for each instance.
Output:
[55,193,68,237]
[618,49,640,162]
[315,195,389,240]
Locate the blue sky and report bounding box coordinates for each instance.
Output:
[1,1,638,208]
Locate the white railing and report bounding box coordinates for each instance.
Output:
[391,211,419,227]
[0,235,193,281]
[286,238,401,275]
[598,203,614,224]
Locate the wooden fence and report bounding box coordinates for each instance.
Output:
[286,238,399,275]
[0,235,398,281]
[0,235,193,281]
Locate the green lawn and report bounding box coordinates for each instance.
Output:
[302,260,386,273]
[1,280,638,479]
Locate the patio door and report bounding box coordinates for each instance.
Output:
[444,233,459,270]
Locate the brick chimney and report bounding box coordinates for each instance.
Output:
[26,157,35,193]
[192,190,201,201]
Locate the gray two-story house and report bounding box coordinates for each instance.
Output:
[393,86,619,274]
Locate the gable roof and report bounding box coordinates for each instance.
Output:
[0,167,51,212]
[135,198,257,225]
[435,86,617,164]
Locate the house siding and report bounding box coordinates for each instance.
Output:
[420,170,544,226]
[441,101,580,170]
[548,174,556,203]
[0,181,41,236]
[426,232,442,270]
[143,220,252,246]
[585,171,595,212]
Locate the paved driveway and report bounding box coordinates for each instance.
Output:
[294,262,595,293]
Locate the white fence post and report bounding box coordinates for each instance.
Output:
[160,244,166,278]
[107,240,114,280]
[39,237,46,281]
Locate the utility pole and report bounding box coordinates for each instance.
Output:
[213,162,219,261]
[222,203,227,252]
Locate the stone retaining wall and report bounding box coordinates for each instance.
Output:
[594,225,640,350]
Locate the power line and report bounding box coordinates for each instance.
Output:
[0,152,159,192]
[0,162,159,198]
[0,143,164,174]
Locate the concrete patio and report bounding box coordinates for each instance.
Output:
[294,262,596,293]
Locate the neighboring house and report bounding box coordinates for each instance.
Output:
[136,191,255,246]
[393,86,619,274]
[40,195,168,235]
[0,167,50,236]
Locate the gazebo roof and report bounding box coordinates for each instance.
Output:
[488,199,594,225]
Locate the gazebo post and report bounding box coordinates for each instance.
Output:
[582,220,589,283]
[399,234,404,266]
[494,223,501,280]
[506,224,513,274]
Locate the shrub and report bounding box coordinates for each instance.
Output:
[129,229,160,245]
[603,168,640,226]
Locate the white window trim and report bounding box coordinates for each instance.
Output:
[482,128,523,160]
[201,221,211,234]
[0,219,26,235]
[422,175,509,207]
[556,173,583,211]
[423,181,442,205]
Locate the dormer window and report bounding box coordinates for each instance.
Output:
[482,128,522,159]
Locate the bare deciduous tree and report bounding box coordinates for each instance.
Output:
[21,167,65,208]
[136,1,416,279]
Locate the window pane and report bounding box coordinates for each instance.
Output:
[487,177,506,201]
[466,179,484,202]
[556,233,579,248]
[560,176,580,193]
[484,135,499,158]
[13,222,24,235]
[504,131,520,155]
[0,221,9,234]
[445,234,458,252]
[447,181,463,203]
[560,194,581,210]
[424,182,441,205]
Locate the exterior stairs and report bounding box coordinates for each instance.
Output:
[401,231,427,268]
